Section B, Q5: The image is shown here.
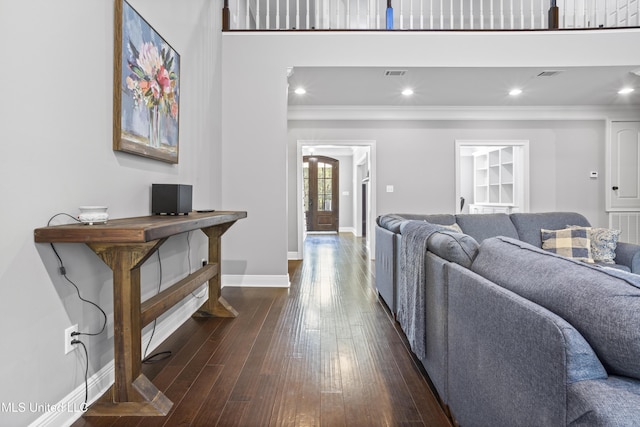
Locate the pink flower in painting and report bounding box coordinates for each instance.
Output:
[136,42,162,78]
[126,38,179,116]
[157,67,172,94]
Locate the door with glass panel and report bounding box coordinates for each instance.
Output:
[303,156,339,232]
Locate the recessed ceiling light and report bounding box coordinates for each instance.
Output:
[509,88,523,96]
[294,87,306,95]
[402,88,414,96]
[618,87,635,95]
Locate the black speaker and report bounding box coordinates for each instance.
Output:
[152,184,192,215]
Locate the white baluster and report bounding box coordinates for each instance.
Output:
[626,0,631,26]
[336,0,340,29]
[480,0,484,29]
[430,0,434,28]
[400,0,404,29]
[346,0,350,28]
[500,0,504,28]
[490,0,495,29]
[265,0,270,28]
[469,0,473,29]
[450,0,454,28]
[245,0,248,28]
[539,0,544,29]
[286,0,290,28]
[529,0,534,28]
[509,0,514,28]
[520,0,524,27]
[410,0,414,29]
[306,0,310,28]
[234,0,239,28]
[256,0,260,28]
[460,0,464,28]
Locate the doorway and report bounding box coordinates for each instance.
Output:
[296,141,376,260]
[455,140,530,214]
[304,155,339,232]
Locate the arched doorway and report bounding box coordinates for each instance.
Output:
[303,155,339,232]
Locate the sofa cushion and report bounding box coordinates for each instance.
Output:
[541,227,593,263]
[510,212,591,247]
[568,376,640,426]
[455,213,519,242]
[471,236,640,381]
[427,230,479,268]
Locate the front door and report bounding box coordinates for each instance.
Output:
[304,156,339,232]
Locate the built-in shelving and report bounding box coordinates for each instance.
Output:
[473,146,516,212]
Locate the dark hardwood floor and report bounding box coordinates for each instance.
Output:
[74,233,451,426]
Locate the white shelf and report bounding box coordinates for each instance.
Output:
[473,146,516,208]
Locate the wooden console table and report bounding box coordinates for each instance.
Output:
[34,211,247,416]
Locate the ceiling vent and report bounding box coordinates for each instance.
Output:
[537,70,564,77]
[384,70,407,76]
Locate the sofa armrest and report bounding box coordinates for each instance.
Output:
[614,241,640,274]
[375,225,397,313]
[446,263,607,426]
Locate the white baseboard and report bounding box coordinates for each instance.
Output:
[339,227,357,235]
[288,251,302,260]
[30,292,209,427]
[32,272,291,426]
[222,274,290,288]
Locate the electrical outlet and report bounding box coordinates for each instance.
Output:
[64,324,78,355]
[201,258,207,267]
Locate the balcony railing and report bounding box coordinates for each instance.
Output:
[223,0,640,30]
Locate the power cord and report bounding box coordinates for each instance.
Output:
[187,231,206,299]
[142,250,172,364]
[47,213,108,410]
[71,338,89,411]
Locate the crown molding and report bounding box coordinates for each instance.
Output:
[288,105,640,121]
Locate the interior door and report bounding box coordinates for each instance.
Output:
[608,121,640,210]
[304,156,339,232]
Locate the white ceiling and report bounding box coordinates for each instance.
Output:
[287,66,640,107]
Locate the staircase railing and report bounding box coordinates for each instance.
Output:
[222,0,639,30]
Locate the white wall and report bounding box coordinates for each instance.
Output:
[288,120,608,250]
[223,29,639,263]
[1,0,222,425]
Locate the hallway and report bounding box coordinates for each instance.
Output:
[76,233,451,426]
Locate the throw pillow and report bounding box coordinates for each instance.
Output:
[568,225,621,264]
[541,227,593,263]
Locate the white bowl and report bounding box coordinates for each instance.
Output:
[78,206,109,225]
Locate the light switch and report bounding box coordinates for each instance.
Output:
[342,191,350,196]
[386,185,394,193]
[590,171,598,179]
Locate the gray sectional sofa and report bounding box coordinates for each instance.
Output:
[375,212,640,426]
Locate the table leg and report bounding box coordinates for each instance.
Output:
[84,240,172,416]
[194,222,238,318]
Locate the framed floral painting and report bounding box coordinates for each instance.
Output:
[113,0,180,163]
